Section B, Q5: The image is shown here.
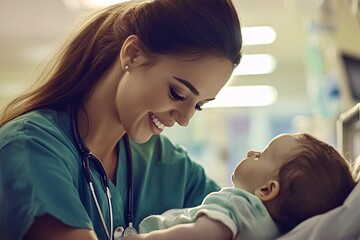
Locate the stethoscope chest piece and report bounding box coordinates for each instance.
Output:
[113,226,138,240]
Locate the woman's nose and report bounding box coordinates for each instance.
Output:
[171,107,195,127]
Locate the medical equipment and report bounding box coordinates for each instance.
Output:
[71,107,138,240]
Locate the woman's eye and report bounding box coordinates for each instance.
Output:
[169,87,203,111]
[169,87,185,101]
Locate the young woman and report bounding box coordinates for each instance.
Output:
[0,0,242,239]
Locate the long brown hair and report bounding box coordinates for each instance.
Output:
[0,0,242,126]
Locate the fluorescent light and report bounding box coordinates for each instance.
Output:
[203,85,277,108]
[242,26,276,46]
[233,54,276,76]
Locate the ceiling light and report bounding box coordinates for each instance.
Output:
[242,26,276,46]
[203,85,277,108]
[233,54,277,75]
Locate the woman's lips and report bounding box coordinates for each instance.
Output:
[149,112,165,130]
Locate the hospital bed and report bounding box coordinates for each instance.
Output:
[279,103,360,240]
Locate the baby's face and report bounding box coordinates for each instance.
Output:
[231,134,299,194]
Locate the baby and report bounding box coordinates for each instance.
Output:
[123,133,356,240]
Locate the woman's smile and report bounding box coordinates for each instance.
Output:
[149,112,165,133]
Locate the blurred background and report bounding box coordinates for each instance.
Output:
[0,0,359,186]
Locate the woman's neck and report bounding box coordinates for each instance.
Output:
[79,62,126,179]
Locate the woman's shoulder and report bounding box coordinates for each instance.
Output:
[0,109,76,163]
[2,108,69,129]
[0,109,91,240]
[0,108,80,187]
[0,109,71,144]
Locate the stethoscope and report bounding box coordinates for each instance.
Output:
[71,107,138,239]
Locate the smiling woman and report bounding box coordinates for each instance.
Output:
[0,0,242,240]
[115,53,233,142]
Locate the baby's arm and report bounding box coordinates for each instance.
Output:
[125,215,232,240]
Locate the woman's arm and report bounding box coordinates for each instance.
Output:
[125,215,232,240]
[24,214,98,240]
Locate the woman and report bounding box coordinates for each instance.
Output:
[0,0,242,239]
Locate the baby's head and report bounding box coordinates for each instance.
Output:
[232,133,356,233]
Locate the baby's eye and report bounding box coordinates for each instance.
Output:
[169,87,185,101]
[253,152,261,160]
[246,151,260,159]
[195,104,203,111]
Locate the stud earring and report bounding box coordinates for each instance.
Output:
[124,65,129,71]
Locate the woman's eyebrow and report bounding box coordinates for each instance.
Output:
[172,76,199,96]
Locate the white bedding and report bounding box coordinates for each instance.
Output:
[278,181,360,240]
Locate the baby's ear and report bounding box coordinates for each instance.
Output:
[254,180,280,202]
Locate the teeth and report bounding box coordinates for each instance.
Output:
[150,113,165,130]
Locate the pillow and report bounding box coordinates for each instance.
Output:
[278,181,360,239]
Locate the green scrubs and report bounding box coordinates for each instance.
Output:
[0,109,219,240]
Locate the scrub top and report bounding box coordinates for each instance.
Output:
[0,109,219,240]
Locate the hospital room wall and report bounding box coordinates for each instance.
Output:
[163,104,312,186]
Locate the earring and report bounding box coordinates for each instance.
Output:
[124,65,129,71]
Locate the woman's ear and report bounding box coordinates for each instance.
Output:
[254,180,280,202]
[119,35,144,70]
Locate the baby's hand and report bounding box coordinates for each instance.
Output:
[124,235,144,240]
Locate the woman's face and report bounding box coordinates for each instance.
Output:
[116,55,233,143]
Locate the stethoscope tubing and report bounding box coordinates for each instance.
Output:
[124,135,134,226]
[71,107,134,240]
